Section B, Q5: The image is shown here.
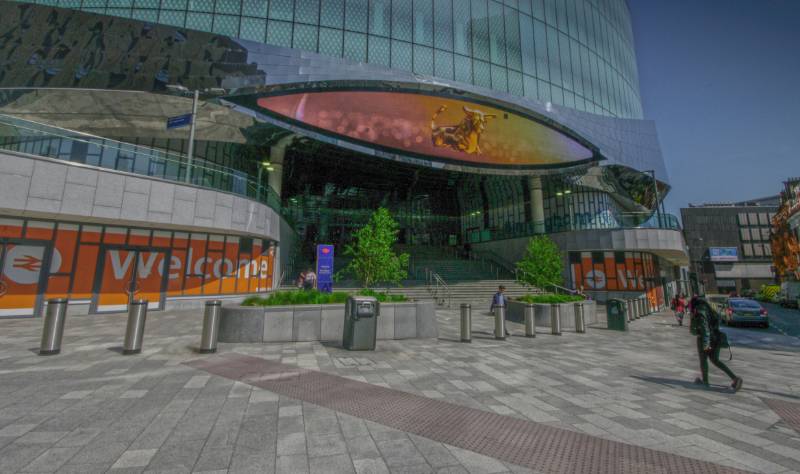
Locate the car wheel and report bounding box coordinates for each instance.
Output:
[761,323,769,329]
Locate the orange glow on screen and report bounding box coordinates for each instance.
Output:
[257,91,593,167]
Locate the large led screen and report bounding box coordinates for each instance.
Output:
[257,91,593,167]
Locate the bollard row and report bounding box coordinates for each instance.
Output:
[38,298,223,356]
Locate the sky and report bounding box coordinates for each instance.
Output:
[627,0,800,218]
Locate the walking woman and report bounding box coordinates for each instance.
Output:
[690,298,743,392]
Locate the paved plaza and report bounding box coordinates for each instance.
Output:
[1,303,800,473]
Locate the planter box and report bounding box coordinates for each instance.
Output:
[219,301,438,343]
[506,299,597,330]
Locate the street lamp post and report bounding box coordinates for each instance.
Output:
[185,89,199,184]
[165,85,226,185]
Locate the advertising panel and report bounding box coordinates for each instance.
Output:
[709,247,739,262]
[257,91,593,168]
[0,218,276,317]
[569,251,665,307]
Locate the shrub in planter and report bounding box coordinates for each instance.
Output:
[241,289,407,307]
[516,293,585,304]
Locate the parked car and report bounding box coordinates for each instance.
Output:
[705,294,729,316]
[721,298,769,328]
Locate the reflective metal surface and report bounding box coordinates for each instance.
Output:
[524,303,536,338]
[199,300,222,354]
[460,303,471,343]
[40,298,68,355]
[550,304,562,335]
[123,300,148,355]
[494,305,506,341]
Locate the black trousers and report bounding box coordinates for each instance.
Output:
[697,336,736,384]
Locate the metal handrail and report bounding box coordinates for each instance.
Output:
[0,113,285,213]
[425,268,452,308]
[514,269,584,297]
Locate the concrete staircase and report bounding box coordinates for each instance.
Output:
[279,279,542,308]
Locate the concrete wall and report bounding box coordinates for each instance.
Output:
[0,149,281,241]
[218,301,439,343]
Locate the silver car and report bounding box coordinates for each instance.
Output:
[722,298,769,328]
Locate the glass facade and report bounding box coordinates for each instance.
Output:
[20,0,643,119]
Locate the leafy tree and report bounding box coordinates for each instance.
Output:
[515,235,564,290]
[337,208,409,288]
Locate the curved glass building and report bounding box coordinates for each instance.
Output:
[0,0,687,317]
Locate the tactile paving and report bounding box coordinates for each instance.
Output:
[763,397,800,433]
[186,353,751,474]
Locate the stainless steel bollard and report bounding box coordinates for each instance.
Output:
[199,300,222,353]
[40,298,68,355]
[638,297,645,316]
[524,303,536,338]
[574,302,586,333]
[494,305,506,340]
[460,303,472,343]
[550,304,561,335]
[123,300,148,355]
[625,300,633,322]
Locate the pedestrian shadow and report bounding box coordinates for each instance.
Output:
[630,375,731,393]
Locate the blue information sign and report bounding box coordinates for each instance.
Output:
[709,247,738,262]
[316,244,334,293]
[166,113,193,129]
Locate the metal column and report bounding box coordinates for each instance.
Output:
[494,305,506,340]
[524,303,536,338]
[199,300,222,353]
[550,304,561,335]
[574,303,585,333]
[460,303,472,343]
[123,300,148,355]
[40,298,68,355]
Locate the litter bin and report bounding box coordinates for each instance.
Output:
[607,299,628,331]
[343,296,379,350]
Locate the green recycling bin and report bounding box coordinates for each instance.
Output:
[607,298,628,331]
[343,296,380,350]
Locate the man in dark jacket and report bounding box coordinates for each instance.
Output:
[691,299,743,392]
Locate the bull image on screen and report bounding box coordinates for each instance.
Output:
[430,105,496,155]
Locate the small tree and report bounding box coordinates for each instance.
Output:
[338,208,409,288]
[515,235,564,290]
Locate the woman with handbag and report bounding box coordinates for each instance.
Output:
[690,299,743,392]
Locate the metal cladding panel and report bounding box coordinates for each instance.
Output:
[0,1,667,181]
[229,36,668,180]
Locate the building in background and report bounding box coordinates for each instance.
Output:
[771,178,800,284]
[681,196,779,295]
[0,0,687,317]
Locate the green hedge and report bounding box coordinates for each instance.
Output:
[241,289,407,307]
[516,294,585,304]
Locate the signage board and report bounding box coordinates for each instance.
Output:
[316,244,334,293]
[166,113,193,129]
[709,247,739,262]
